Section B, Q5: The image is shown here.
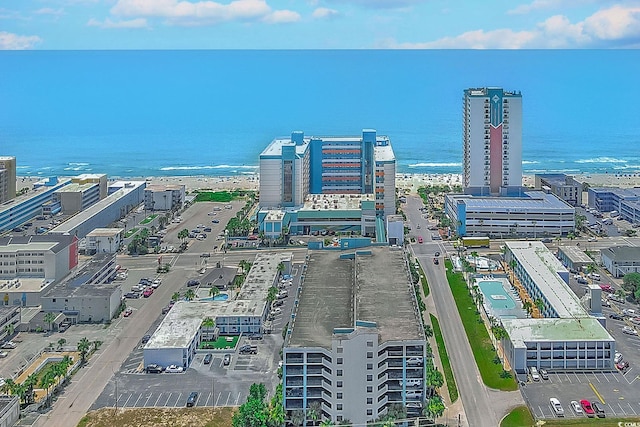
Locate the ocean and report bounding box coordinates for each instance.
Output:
[1,50,639,178]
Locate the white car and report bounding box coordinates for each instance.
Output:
[615,352,623,364]
[151,278,162,288]
[550,398,564,417]
[622,326,638,335]
[165,364,184,373]
[1,341,16,349]
[570,400,583,415]
[270,308,282,316]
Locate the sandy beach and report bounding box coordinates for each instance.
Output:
[16,172,640,195]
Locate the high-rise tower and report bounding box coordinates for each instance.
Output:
[0,156,17,203]
[462,88,523,196]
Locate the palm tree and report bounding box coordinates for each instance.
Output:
[4,322,15,339]
[57,338,66,349]
[522,300,533,317]
[0,378,13,395]
[43,312,57,331]
[534,298,545,315]
[586,263,598,276]
[177,228,189,242]
[267,286,278,304]
[424,324,433,338]
[40,369,56,407]
[184,289,196,301]
[201,317,215,340]
[307,401,322,426]
[290,409,306,427]
[77,337,90,364]
[209,287,220,299]
[470,251,479,272]
[23,373,38,404]
[171,292,181,302]
[277,262,285,278]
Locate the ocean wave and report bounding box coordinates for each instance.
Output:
[408,162,461,168]
[522,160,539,165]
[575,157,628,164]
[64,166,92,171]
[160,164,258,171]
[67,162,90,166]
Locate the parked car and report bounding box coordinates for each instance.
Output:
[123,308,133,317]
[125,292,140,299]
[406,357,423,366]
[570,400,583,415]
[223,354,231,365]
[0,351,8,358]
[623,309,637,317]
[529,366,540,382]
[615,352,623,364]
[165,364,184,373]
[581,400,595,417]
[143,288,154,298]
[273,300,284,307]
[248,334,263,340]
[609,313,623,320]
[151,278,162,288]
[146,364,163,374]
[203,227,212,232]
[142,334,151,344]
[622,326,638,335]
[239,345,257,355]
[550,398,564,417]
[539,368,549,380]
[270,308,282,316]
[592,401,605,418]
[204,354,213,364]
[186,391,198,407]
[186,279,200,287]
[212,219,220,223]
[616,360,629,371]
[1,341,16,349]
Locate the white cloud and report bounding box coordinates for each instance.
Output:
[87,17,149,28]
[328,0,424,8]
[508,0,558,15]
[0,31,42,49]
[34,8,66,16]
[312,7,339,19]
[110,0,297,25]
[263,9,300,23]
[391,4,640,48]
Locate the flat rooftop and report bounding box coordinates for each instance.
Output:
[601,246,640,261]
[260,138,309,158]
[55,183,96,193]
[145,184,184,191]
[42,254,118,298]
[507,241,586,318]
[0,277,54,293]
[503,318,614,348]
[301,193,375,211]
[455,191,573,210]
[86,228,124,237]
[0,234,75,254]
[558,245,593,264]
[146,300,217,349]
[289,247,422,349]
[466,87,522,97]
[1,179,70,213]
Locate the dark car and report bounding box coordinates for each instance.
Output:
[609,313,624,320]
[273,300,284,307]
[200,253,211,258]
[223,354,231,365]
[204,354,213,364]
[212,219,220,224]
[125,292,140,299]
[186,279,200,287]
[248,334,263,340]
[141,334,151,344]
[146,364,163,374]
[203,227,212,232]
[592,401,605,418]
[239,345,258,355]
[186,391,198,407]
[434,251,441,257]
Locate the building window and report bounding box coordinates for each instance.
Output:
[337,416,343,422]
[367,398,373,405]
[367,352,373,359]
[367,363,373,370]
[337,404,343,411]
[367,375,373,382]
[337,358,343,365]
[337,393,342,399]
[337,370,343,377]
[367,386,372,393]
[337,381,343,388]
[367,409,373,416]
[337,347,343,353]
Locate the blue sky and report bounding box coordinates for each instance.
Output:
[1,0,640,49]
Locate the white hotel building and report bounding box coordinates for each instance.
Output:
[501,241,615,374]
[463,87,523,196]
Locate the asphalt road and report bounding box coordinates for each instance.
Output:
[405,196,513,427]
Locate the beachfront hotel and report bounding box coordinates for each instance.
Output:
[0,156,17,204]
[259,130,396,219]
[463,88,523,196]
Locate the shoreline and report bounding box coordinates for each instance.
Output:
[16,172,640,194]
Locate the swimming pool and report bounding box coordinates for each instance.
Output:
[478,280,516,310]
[199,293,229,302]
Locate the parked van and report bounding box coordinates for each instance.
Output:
[399,378,422,387]
[406,390,423,399]
[529,366,540,381]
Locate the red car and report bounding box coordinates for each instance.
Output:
[143,288,154,298]
[123,308,133,317]
[580,399,595,417]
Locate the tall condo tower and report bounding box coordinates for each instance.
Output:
[0,156,17,203]
[462,88,523,196]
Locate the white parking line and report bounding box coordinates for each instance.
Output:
[609,403,617,416]
[144,393,153,406]
[628,402,638,415]
[133,393,143,407]
[153,393,163,407]
[204,392,212,406]
[225,392,231,406]
[123,393,133,407]
[618,402,627,415]
[235,392,241,406]
[215,392,222,406]
[593,373,601,383]
[564,372,571,382]
[602,373,611,383]
[173,392,182,407]
[163,393,172,407]
[536,406,545,418]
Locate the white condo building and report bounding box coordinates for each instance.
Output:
[463,88,523,196]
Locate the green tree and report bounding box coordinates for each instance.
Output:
[267,383,285,427]
[43,312,56,331]
[40,368,56,406]
[534,298,545,314]
[424,324,433,338]
[427,367,444,389]
[77,337,91,364]
[622,272,640,301]
[307,400,322,425]
[232,383,269,427]
[267,286,278,303]
[209,286,220,298]
[289,409,306,427]
[184,289,196,301]
[177,228,189,242]
[277,262,285,278]
[470,251,479,272]
[424,395,446,420]
[171,291,181,302]
[201,317,215,340]
[23,373,38,404]
[585,263,598,276]
[57,338,66,349]
[522,300,533,317]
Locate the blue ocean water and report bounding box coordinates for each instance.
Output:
[1,50,639,178]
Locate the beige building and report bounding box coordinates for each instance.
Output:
[72,173,108,200]
[144,184,185,211]
[0,156,16,204]
[86,228,124,254]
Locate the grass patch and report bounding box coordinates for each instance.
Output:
[194,190,246,203]
[199,335,239,350]
[419,267,430,297]
[445,260,518,391]
[77,407,236,427]
[430,314,459,403]
[140,214,158,225]
[124,228,139,238]
[500,406,534,427]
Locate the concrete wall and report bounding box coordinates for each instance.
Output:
[143,347,185,369]
[0,396,19,427]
